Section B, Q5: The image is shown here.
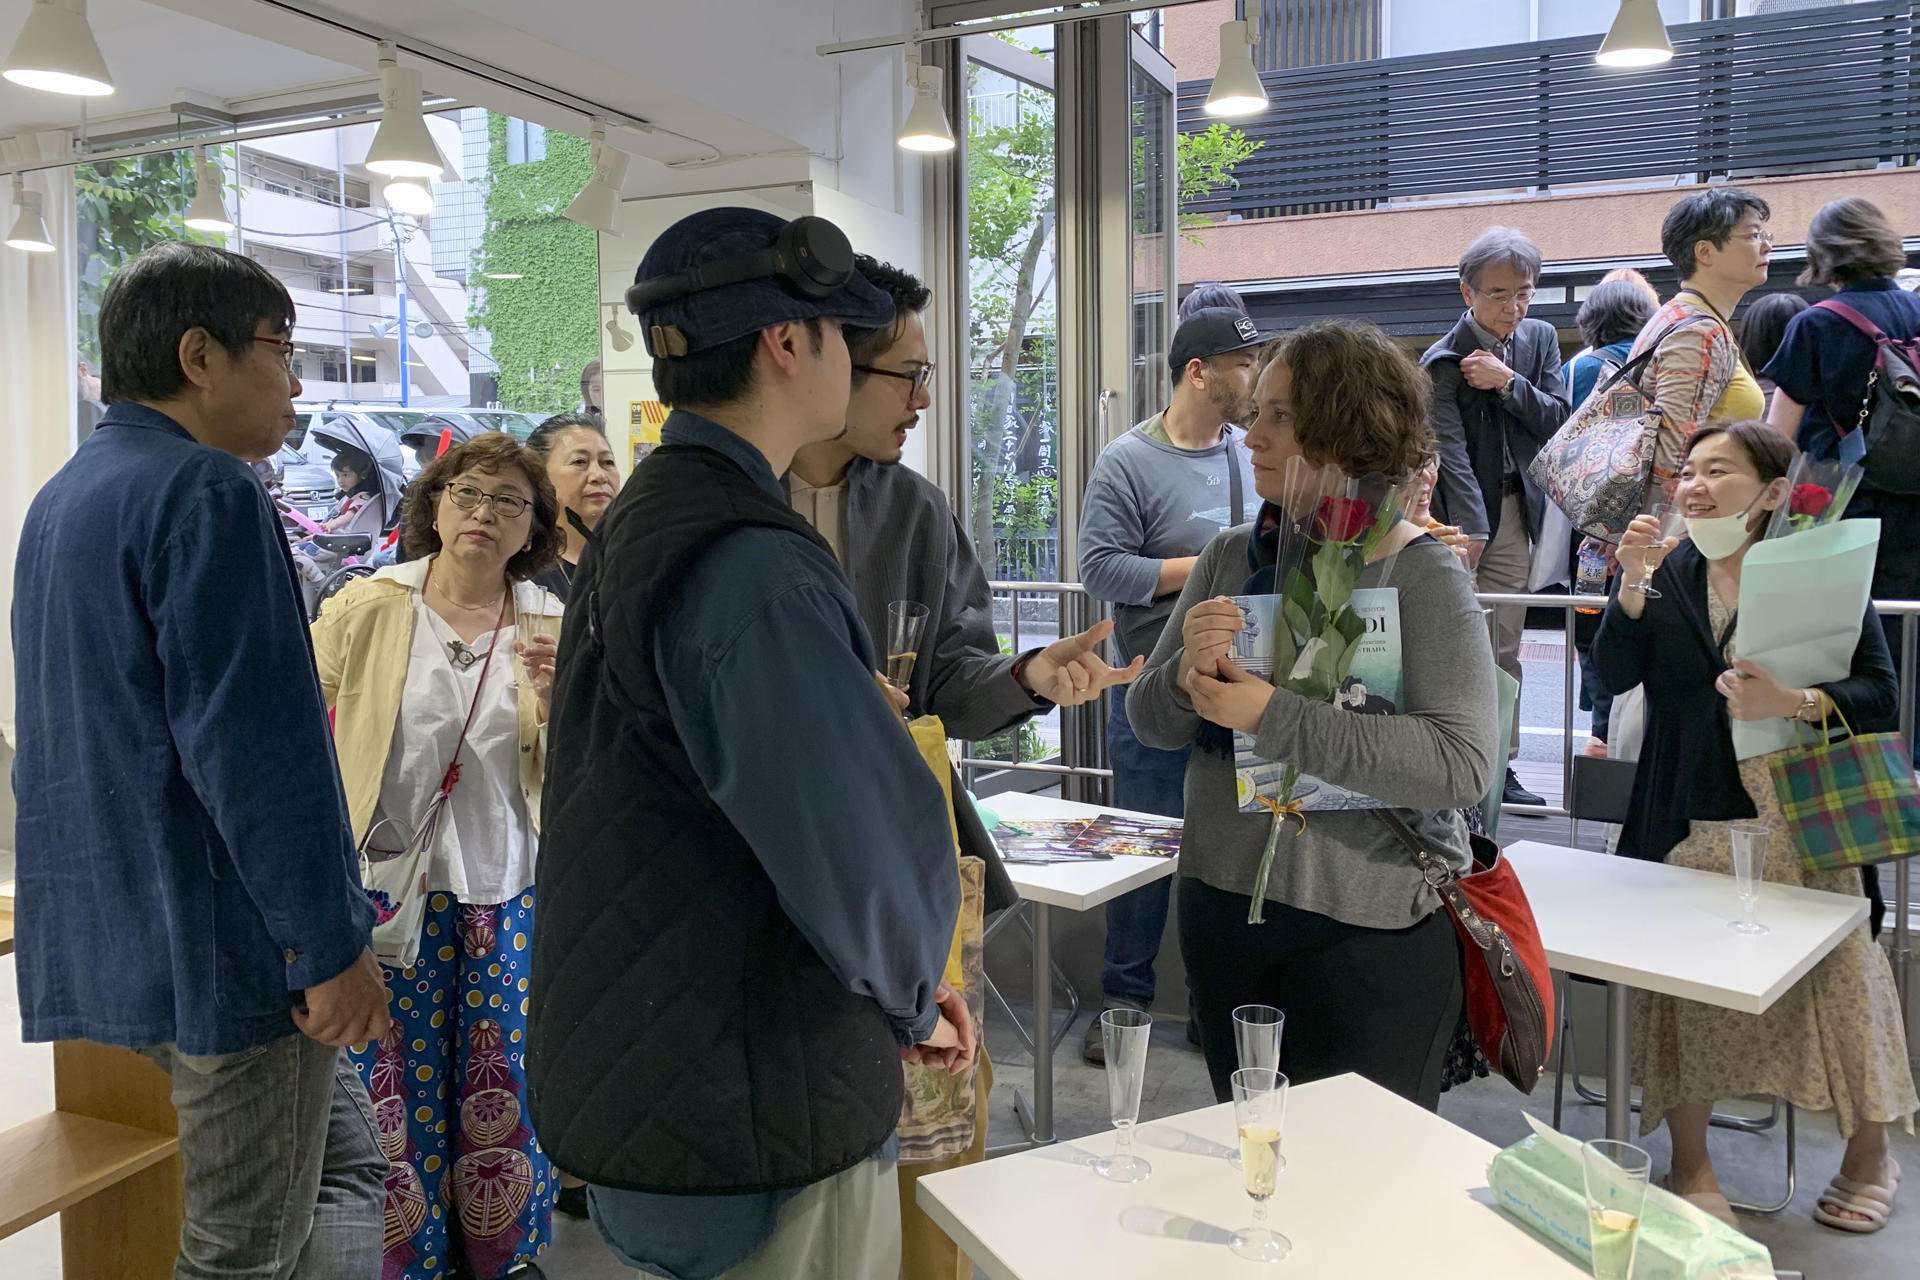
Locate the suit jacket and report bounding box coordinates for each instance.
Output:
[1420,313,1571,542]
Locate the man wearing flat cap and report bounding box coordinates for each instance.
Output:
[530,207,972,1280]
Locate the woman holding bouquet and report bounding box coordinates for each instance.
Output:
[1128,320,1497,1110]
[1592,421,1914,1233]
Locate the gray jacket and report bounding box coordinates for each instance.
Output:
[1126,532,1497,929]
[1420,313,1571,543]
[840,457,1046,742]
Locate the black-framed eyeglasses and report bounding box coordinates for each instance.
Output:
[854,362,934,394]
[252,335,297,370]
[440,482,532,519]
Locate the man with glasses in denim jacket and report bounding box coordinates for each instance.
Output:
[1422,226,1573,808]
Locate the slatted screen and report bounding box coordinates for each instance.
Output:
[1180,0,1920,215]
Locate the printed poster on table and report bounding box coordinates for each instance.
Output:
[1231,588,1402,813]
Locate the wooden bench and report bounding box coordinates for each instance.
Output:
[0,896,183,1278]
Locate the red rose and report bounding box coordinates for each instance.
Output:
[1313,496,1375,542]
[1789,484,1833,518]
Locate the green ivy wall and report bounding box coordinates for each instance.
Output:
[470,116,600,416]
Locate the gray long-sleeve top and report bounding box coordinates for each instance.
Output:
[1125,531,1498,929]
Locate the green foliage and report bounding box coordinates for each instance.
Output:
[1176,122,1262,243]
[74,149,225,363]
[469,116,600,416]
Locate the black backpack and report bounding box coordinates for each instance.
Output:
[1816,298,1920,495]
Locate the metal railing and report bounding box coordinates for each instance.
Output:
[980,578,1920,1061]
[1176,0,1920,217]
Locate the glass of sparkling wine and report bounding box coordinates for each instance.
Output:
[885,601,930,696]
[1230,1068,1290,1263]
[1631,502,1688,599]
[1728,820,1770,935]
[1092,1009,1153,1183]
[1228,1006,1285,1172]
[1581,1139,1652,1280]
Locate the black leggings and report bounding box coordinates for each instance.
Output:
[1178,877,1464,1111]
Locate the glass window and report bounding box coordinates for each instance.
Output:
[963,29,1064,775]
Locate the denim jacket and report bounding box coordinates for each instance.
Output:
[11,404,375,1056]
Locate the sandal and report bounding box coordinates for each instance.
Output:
[1814,1158,1900,1234]
[1661,1175,1738,1229]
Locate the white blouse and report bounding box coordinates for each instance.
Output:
[368,598,536,903]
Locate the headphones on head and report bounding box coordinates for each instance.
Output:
[625,216,854,318]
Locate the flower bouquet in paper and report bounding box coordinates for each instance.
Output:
[1239,457,1415,924]
[1761,455,1861,541]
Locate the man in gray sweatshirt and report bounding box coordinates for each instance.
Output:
[1074,307,1266,1062]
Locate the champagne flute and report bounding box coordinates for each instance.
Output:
[1091,1009,1152,1183]
[885,601,930,698]
[1581,1140,1652,1280]
[1631,503,1687,599]
[1230,1067,1291,1264]
[1728,820,1770,935]
[1229,1006,1285,1172]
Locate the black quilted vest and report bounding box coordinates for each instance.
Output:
[528,438,903,1194]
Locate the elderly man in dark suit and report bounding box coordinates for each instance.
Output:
[1421,226,1572,808]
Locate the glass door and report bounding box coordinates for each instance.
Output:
[1127,27,1178,435]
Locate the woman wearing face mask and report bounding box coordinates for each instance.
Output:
[1592,421,1914,1233]
[523,413,621,603]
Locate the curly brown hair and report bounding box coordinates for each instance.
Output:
[1257,321,1433,479]
[399,432,560,580]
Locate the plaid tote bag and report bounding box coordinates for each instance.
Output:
[1767,703,1920,873]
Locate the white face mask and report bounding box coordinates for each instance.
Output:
[1686,504,1759,561]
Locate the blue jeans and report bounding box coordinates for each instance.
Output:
[1100,691,1190,1009]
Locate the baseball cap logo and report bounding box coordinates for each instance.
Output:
[1235,317,1257,341]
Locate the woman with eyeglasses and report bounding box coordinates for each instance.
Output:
[1627,189,1775,507]
[312,433,564,1280]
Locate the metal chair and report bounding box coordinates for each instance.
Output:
[1547,754,1796,1214]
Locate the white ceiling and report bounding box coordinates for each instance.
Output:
[0,0,363,138]
[3,0,918,173]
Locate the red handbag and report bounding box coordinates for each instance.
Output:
[1377,811,1555,1092]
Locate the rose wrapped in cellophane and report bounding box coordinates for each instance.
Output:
[1760,454,1862,541]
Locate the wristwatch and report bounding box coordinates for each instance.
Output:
[1499,374,1518,399]
[1795,689,1822,722]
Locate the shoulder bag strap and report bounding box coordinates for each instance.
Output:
[1225,432,1246,527]
[1372,808,1459,889]
[1596,314,1715,401]
[1814,298,1890,345]
[431,575,511,802]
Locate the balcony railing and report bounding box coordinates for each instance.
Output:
[1177,0,1920,219]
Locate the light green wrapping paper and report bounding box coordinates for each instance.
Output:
[1488,1115,1774,1279]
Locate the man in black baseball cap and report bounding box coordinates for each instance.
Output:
[1073,303,1271,1065]
[532,207,972,1280]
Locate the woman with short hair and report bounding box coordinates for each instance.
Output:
[523,412,620,603]
[315,433,565,1280]
[1128,320,1496,1109]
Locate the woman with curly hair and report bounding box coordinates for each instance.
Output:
[1127,320,1497,1109]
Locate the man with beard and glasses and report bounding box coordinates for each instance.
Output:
[787,253,1140,1280]
[1076,306,1267,1064]
[788,255,1141,735]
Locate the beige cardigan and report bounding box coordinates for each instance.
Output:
[310,556,563,845]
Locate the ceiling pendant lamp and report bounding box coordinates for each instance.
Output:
[365,45,446,179]
[5,175,55,253]
[897,56,955,154]
[183,148,234,234]
[1596,0,1675,69]
[564,125,630,234]
[383,179,434,216]
[3,0,113,97]
[1204,18,1267,117]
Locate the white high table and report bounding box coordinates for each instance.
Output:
[1505,840,1868,1144]
[986,790,1180,1150]
[918,1072,1588,1279]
